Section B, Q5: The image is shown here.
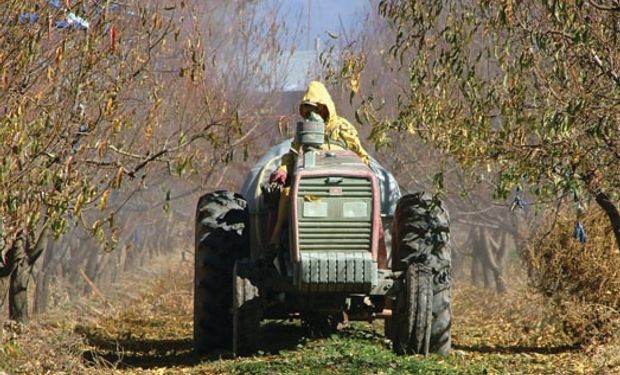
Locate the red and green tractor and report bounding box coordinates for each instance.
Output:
[193,118,451,356]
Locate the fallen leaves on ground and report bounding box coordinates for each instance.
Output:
[2,257,620,374]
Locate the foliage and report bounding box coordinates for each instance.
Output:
[2,1,170,245]
[4,258,619,374]
[352,0,620,347]
[524,204,620,346]
[359,0,620,235]
[0,0,279,242]
[0,0,295,320]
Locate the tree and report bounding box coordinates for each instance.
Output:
[358,0,620,250]
[0,0,292,321]
[0,0,194,321]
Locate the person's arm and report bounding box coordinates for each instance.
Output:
[275,140,300,175]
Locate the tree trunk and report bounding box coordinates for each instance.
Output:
[6,225,49,321]
[7,234,27,321]
[9,256,30,322]
[471,227,484,287]
[595,192,620,251]
[0,278,7,312]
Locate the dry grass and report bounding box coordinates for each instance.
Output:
[3,245,620,373]
[0,319,87,373]
[523,205,620,347]
[0,253,195,374]
[75,257,197,372]
[451,283,600,374]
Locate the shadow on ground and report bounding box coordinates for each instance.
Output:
[453,343,579,355]
[77,320,307,370]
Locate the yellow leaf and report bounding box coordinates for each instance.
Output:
[145,124,153,140]
[106,98,114,114]
[350,77,360,94]
[113,118,122,133]
[99,190,110,211]
[96,139,108,158]
[113,167,124,188]
[73,193,84,214]
[55,46,63,63]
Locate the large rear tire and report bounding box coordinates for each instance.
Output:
[391,192,451,356]
[194,191,249,354]
[232,260,263,357]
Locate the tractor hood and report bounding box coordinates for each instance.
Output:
[295,149,368,173]
[240,139,401,216]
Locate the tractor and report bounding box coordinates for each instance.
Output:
[193,116,451,356]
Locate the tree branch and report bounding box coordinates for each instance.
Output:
[590,49,620,86]
[588,0,620,12]
[126,149,168,178]
[595,192,620,251]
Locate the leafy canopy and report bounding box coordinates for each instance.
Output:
[369,0,620,205]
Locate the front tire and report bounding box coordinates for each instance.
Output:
[194,191,249,354]
[391,192,451,356]
[392,264,433,355]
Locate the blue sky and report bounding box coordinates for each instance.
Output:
[254,1,371,91]
[279,0,371,50]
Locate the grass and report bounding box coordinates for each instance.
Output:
[213,323,486,375]
[1,255,619,374]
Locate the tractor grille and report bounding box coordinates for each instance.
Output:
[297,177,373,197]
[297,177,373,253]
[298,222,371,251]
[295,176,377,292]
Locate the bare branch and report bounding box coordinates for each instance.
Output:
[588,0,620,11]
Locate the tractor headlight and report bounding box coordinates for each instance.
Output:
[303,201,328,217]
[342,201,368,218]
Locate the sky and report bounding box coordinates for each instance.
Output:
[279,0,371,50]
[254,0,372,91]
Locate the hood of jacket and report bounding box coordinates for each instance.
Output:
[300,81,337,126]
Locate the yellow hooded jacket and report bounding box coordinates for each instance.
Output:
[279,81,370,174]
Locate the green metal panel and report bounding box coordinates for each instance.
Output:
[297,223,371,251]
[294,175,377,292]
[297,176,373,253]
[295,251,377,293]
